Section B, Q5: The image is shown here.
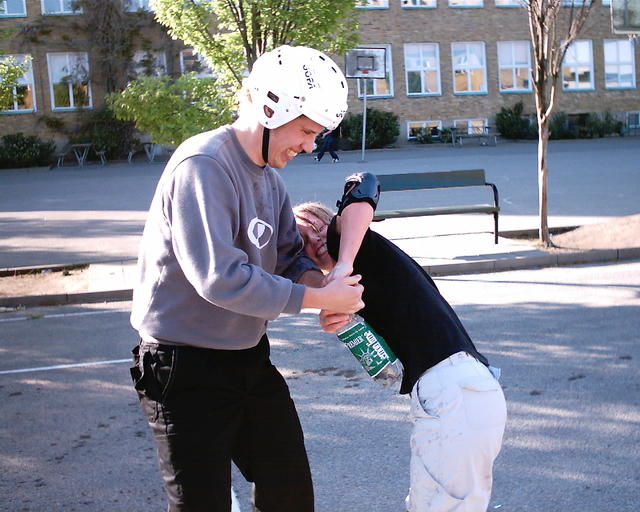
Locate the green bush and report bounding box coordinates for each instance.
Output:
[107,74,233,146]
[0,133,55,169]
[495,101,530,139]
[69,105,137,159]
[341,108,400,149]
[549,112,574,140]
[415,128,435,144]
[582,112,624,138]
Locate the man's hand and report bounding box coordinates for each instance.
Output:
[302,274,364,313]
[319,310,352,333]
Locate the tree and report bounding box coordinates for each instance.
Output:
[150,0,361,89]
[107,74,234,146]
[524,0,595,246]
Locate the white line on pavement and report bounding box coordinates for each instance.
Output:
[0,308,129,323]
[0,358,130,375]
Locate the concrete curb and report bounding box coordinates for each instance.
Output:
[1,247,639,308]
[0,289,132,308]
[427,246,640,276]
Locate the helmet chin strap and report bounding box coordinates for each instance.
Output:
[261,126,270,165]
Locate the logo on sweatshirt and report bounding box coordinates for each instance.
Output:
[247,217,273,249]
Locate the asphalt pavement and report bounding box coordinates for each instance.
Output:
[0,261,638,511]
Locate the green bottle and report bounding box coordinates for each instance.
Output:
[336,314,403,389]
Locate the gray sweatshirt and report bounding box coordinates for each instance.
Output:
[130,126,316,350]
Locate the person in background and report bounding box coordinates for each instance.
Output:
[129,46,364,512]
[294,172,506,512]
[313,124,341,163]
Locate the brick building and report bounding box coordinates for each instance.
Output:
[350,0,640,142]
[0,0,195,145]
[1,0,639,145]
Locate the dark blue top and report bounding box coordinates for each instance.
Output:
[327,217,488,394]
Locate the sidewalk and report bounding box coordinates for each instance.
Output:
[2,212,639,308]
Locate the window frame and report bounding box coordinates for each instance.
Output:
[497,40,533,93]
[626,111,640,128]
[404,42,441,96]
[561,39,594,91]
[407,120,442,140]
[41,0,82,15]
[123,0,153,12]
[357,44,394,99]
[179,49,215,78]
[46,52,93,111]
[603,39,636,90]
[401,0,437,8]
[131,50,167,77]
[453,118,489,135]
[355,0,389,8]
[494,0,522,6]
[0,0,27,17]
[451,41,488,95]
[449,0,484,8]
[1,54,36,113]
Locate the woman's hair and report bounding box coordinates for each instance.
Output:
[293,202,334,225]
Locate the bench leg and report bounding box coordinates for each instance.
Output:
[494,212,499,244]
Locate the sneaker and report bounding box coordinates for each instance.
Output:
[313,156,319,162]
[332,158,339,163]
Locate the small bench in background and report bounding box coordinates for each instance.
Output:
[452,127,498,147]
[373,170,501,244]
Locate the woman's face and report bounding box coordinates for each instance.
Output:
[295,212,334,272]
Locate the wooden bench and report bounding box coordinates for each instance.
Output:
[373,170,500,244]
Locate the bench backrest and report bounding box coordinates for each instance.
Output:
[376,169,487,191]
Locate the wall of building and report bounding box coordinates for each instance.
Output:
[2,0,639,145]
[0,0,183,147]
[350,1,640,142]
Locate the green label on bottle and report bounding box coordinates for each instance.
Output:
[337,320,397,378]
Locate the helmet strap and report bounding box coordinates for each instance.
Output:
[261,126,270,165]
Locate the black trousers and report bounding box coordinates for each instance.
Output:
[130,335,314,512]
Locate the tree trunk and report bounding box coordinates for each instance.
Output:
[537,118,551,246]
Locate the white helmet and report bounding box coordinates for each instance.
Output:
[245,45,348,131]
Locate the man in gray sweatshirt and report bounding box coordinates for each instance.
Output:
[129,46,362,512]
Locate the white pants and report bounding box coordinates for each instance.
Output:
[406,352,507,512]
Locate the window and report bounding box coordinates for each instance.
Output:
[131,50,167,77]
[627,111,640,128]
[452,42,487,94]
[495,0,521,6]
[601,0,611,5]
[123,0,152,11]
[356,0,389,7]
[562,40,594,90]
[0,0,26,16]
[454,118,488,134]
[1,55,35,112]
[404,43,441,96]
[180,49,215,78]
[449,0,483,7]
[604,39,636,89]
[47,52,92,110]
[357,44,394,98]
[402,0,436,7]
[498,41,532,92]
[42,0,81,14]
[407,120,442,140]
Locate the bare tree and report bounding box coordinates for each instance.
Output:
[524,0,595,246]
